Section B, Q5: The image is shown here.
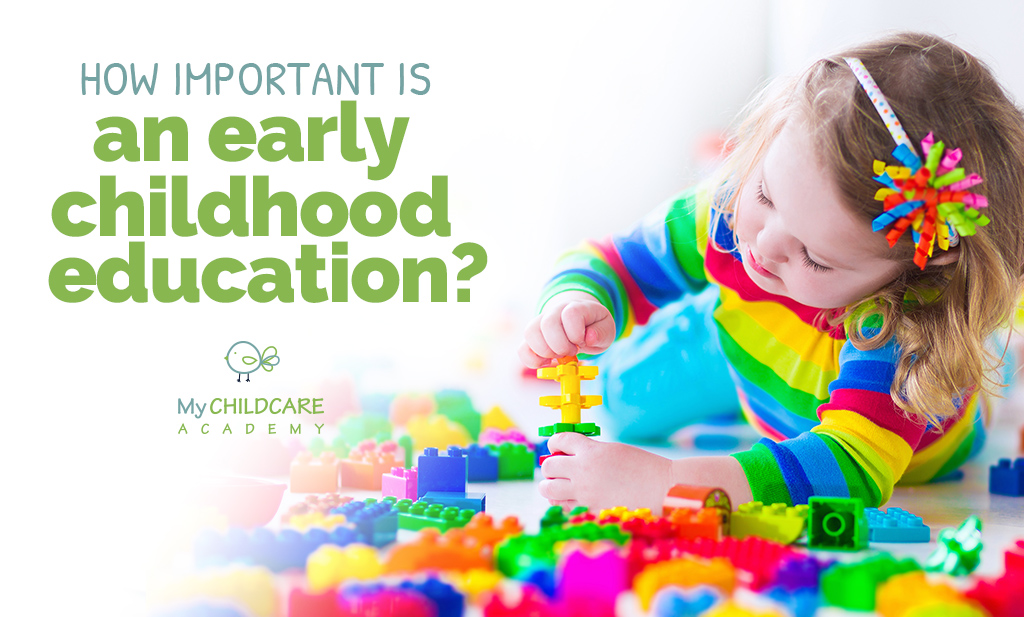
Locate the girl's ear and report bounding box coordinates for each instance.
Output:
[927,245,961,267]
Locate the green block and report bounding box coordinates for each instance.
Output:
[488,443,535,480]
[309,436,350,458]
[808,496,869,552]
[392,498,475,532]
[821,552,921,611]
[538,422,601,437]
[398,434,414,469]
[436,389,481,439]
[540,505,568,529]
[924,515,983,576]
[494,521,628,578]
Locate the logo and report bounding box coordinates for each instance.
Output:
[224,341,281,382]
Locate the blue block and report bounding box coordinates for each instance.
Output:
[418,446,468,498]
[864,506,930,543]
[766,586,819,617]
[535,439,550,467]
[332,498,398,547]
[467,443,499,482]
[652,587,722,617]
[422,491,486,512]
[193,524,357,572]
[990,458,1024,496]
[399,577,465,617]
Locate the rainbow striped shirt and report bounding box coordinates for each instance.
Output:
[539,185,986,507]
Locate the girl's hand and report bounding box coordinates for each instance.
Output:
[518,291,616,368]
[539,433,675,512]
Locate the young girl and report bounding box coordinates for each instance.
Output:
[520,32,1024,512]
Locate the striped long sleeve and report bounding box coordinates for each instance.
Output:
[537,183,983,507]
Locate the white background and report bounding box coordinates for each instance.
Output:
[3,1,1024,614]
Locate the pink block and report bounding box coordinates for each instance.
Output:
[382,466,418,500]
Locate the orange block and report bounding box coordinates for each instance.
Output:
[633,556,735,611]
[449,513,523,551]
[384,527,491,574]
[668,507,724,541]
[340,440,401,490]
[289,452,340,493]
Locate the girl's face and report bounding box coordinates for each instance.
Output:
[734,118,908,309]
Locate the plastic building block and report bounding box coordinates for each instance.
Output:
[876,571,976,617]
[633,557,735,611]
[394,499,476,532]
[535,439,550,466]
[865,506,930,543]
[540,505,569,529]
[625,535,803,591]
[307,544,383,591]
[407,413,471,450]
[965,539,1024,617]
[496,523,630,578]
[652,587,723,617]
[330,497,398,547]
[396,578,464,617]
[730,502,808,544]
[764,587,818,617]
[383,467,418,501]
[925,515,983,575]
[385,527,490,574]
[807,496,868,551]
[989,458,1024,496]
[445,569,503,600]
[284,511,349,532]
[664,485,732,532]
[289,452,340,493]
[481,405,516,431]
[455,512,523,548]
[390,393,437,427]
[488,442,536,480]
[422,491,486,512]
[557,546,629,617]
[398,434,414,469]
[340,439,401,490]
[151,603,250,617]
[482,585,556,617]
[338,584,437,617]
[418,446,469,497]
[820,552,921,611]
[466,444,499,482]
[149,566,277,617]
[771,555,828,591]
[703,601,787,616]
[288,588,345,617]
[479,427,533,447]
[281,494,353,524]
[537,355,603,437]
[436,389,482,440]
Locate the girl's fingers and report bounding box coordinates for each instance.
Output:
[517,340,550,369]
[549,499,580,508]
[539,478,574,502]
[540,453,573,479]
[523,318,557,361]
[547,432,593,456]
[540,309,577,358]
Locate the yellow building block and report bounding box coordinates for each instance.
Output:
[407,413,471,449]
[876,572,980,617]
[730,502,808,544]
[307,544,383,592]
[445,568,504,599]
[633,556,735,611]
[149,567,277,617]
[482,405,517,431]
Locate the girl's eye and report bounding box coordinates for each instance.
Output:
[756,182,774,208]
[802,247,832,273]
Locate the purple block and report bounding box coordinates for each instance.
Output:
[382,466,418,501]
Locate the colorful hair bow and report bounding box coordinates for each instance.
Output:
[844,57,990,270]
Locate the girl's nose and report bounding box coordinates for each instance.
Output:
[758,221,792,265]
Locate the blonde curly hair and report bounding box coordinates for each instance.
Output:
[710,32,1024,425]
